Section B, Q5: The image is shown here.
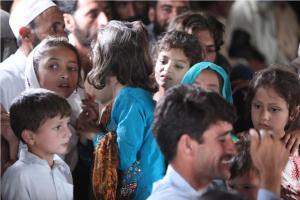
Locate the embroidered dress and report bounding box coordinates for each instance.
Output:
[93,87,165,200]
[281,150,300,200]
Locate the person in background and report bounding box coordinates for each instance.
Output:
[56,0,110,78]
[146,0,190,47]
[153,30,204,101]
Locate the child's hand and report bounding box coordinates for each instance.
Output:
[281,131,300,155]
[76,95,99,140]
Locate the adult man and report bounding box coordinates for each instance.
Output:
[147,0,190,46]
[0,0,66,112]
[56,0,109,77]
[148,85,289,200]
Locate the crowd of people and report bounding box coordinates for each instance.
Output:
[1,0,300,200]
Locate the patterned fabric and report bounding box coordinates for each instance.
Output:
[92,102,139,200]
[281,150,300,200]
[92,102,119,200]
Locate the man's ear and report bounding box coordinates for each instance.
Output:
[19,27,32,41]
[21,129,35,145]
[178,134,195,156]
[63,13,75,32]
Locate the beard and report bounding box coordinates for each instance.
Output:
[73,26,96,49]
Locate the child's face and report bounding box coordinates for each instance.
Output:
[251,87,289,137]
[227,171,260,200]
[29,115,72,162]
[194,69,221,94]
[155,48,190,90]
[37,46,79,98]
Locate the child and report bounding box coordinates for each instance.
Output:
[24,36,82,171]
[153,30,204,101]
[2,88,73,200]
[228,140,260,200]
[181,61,233,103]
[87,20,165,200]
[246,67,300,199]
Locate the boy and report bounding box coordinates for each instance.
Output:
[227,140,260,200]
[2,88,73,200]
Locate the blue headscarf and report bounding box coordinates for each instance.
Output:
[181,61,233,103]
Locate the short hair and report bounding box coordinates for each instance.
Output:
[168,11,224,51]
[153,84,237,162]
[88,20,157,92]
[153,30,204,66]
[230,139,258,179]
[246,67,300,131]
[32,36,82,87]
[55,0,78,14]
[9,88,71,143]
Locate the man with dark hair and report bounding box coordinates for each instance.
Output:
[56,0,110,77]
[146,0,190,47]
[148,84,289,200]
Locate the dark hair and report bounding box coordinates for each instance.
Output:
[246,67,300,131]
[153,30,204,65]
[55,0,78,14]
[9,88,71,143]
[153,84,237,162]
[87,20,157,92]
[168,11,224,51]
[230,140,258,179]
[199,189,246,200]
[32,36,82,87]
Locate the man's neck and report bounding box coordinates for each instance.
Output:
[172,161,210,191]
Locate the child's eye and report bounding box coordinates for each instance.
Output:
[49,64,59,70]
[159,59,168,65]
[174,63,185,69]
[252,103,261,109]
[53,125,61,130]
[270,107,281,113]
[68,66,78,72]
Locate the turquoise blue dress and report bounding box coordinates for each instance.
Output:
[94,86,165,200]
[181,61,233,103]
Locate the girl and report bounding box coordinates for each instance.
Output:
[246,67,300,199]
[153,30,204,101]
[25,36,82,171]
[87,20,165,200]
[181,61,233,103]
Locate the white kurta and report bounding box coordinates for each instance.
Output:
[0,49,27,112]
[1,149,73,200]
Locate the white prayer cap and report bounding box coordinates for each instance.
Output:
[9,0,56,38]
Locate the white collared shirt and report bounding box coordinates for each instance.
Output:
[147,165,207,200]
[2,149,73,200]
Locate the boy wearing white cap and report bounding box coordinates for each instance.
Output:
[0,0,66,112]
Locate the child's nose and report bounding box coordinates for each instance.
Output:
[260,109,270,121]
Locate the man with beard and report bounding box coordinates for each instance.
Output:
[56,0,110,78]
[146,0,190,47]
[0,0,66,112]
[148,85,289,200]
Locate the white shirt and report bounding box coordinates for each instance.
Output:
[0,49,27,111]
[147,165,207,200]
[2,149,73,200]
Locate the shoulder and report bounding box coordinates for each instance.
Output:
[2,160,31,184]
